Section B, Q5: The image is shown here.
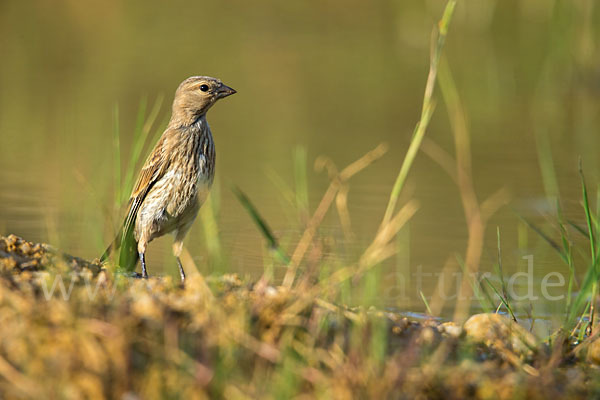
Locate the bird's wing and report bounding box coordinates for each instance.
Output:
[121,133,172,241]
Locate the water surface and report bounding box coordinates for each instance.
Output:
[1,0,599,319]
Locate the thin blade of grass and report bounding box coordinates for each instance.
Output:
[579,160,598,335]
[567,257,600,329]
[420,291,433,316]
[516,213,568,264]
[483,277,517,322]
[232,186,290,264]
[556,199,577,316]
[568,220,589,239]
[119,97,147,203]
[580,160,597,262]
[123,95,164,199]
[494,226,509,301]
[380,0,456,229]
[456,254,494,313]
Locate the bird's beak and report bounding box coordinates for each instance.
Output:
[216,84,236,99]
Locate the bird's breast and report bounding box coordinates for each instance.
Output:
[165,123,215,216]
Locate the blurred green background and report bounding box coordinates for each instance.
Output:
[1,0,599,316]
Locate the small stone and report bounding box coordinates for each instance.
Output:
[20,242,32,255]
[418,326,436,345]
[264,286,278,297]
[7,234,17,246]
[464,313,537,357]
[439,322,463,338]
[587,338,600,365]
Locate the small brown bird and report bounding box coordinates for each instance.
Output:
[102,76,236,281]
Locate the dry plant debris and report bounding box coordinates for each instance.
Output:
[0,235,599,399]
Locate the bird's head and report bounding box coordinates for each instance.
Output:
[171,76,236,125]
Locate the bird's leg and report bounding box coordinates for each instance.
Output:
[137,239,149,279]
[177,258,186,282]
[140,252,148,279]
[172,239,186,283]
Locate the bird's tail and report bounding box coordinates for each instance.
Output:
[100,225,139,272]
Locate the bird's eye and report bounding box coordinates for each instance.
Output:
[200,84,209,92]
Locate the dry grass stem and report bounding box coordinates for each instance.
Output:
[283,143,388,288]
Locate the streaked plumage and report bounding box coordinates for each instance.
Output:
[102,76,236,281]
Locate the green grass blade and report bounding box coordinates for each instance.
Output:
[568,220,589,239]
[380,0,456,227]
[123,96,164,200]
[579,160,596,262]
[232,186,290,264]
[556,199,577,316]
[516,213,568,264]
[420,291,433,316]
[483,277,517,322]
[456,254,494,313]
[494,227,509,300]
